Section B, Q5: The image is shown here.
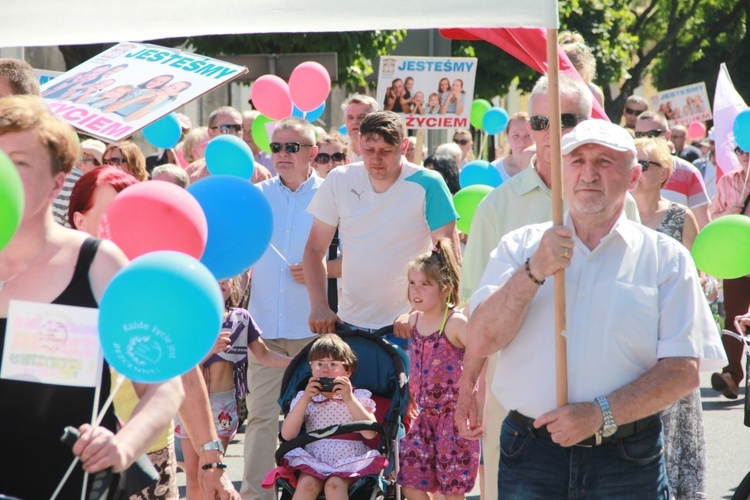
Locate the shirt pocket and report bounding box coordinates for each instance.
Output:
[606,281,659,367]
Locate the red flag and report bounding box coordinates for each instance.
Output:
[441,28,609,121]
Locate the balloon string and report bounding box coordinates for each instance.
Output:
[270,244,292,266]
[49,374,126,500]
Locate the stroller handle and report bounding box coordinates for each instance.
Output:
[275,420,385,464]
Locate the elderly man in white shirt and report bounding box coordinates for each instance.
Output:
[456,119,725,498]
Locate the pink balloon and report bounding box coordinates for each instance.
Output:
[688,121,707,140]
[252,75,293,120]
[289,62,331,112]
[100,182,208,261]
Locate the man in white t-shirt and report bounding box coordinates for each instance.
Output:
[303,110,458,333]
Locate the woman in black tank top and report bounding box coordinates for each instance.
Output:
[0,96,184,499]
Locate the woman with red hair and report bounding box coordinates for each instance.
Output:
[68,166,138,234]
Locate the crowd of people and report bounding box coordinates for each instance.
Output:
[0,49,743,500]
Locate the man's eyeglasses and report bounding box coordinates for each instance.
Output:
[210,124,242,134]
[315,152,347,164]
[634,129,666,138]
[82,158,101,166]
[735,146,749,156]
[104,157,122,166]
[624,107,645,117]
[638,160,661,172]
[310,360,345,370]
[529,114,583,131]
[270,142,314,154]
[453,138,470,146]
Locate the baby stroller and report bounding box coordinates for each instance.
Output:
[272,327,410,500]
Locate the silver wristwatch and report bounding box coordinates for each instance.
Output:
[595,396,618,438]
[199,439,225,454]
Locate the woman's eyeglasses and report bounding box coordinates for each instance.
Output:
[638,160,662,172]
[735,146,749,156]
[529,114,583,131]
[104,157,123,166]
[270,142,314,154]
[314,152,347,164]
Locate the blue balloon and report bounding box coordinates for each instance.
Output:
[483,107,510,135]
[292,105,305,118]
[338,124,347,135]
[187,175,273,280]
[99,251,223,383]
[733,109,750,153]
[142,113,182,149]
[205,135,255,180]
[459,160,503,189]
[306,102,325,122]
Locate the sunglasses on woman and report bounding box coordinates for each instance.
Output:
[270,142,314,154]
[104,157,122,166]
[638,160,661,172]
[735,146,749,156]
[529,114,583,131]
[453,138,470,145]
[314,152,347,164]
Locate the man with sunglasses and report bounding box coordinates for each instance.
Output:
[635,111,710,228]
[621,95,648,130]
[458,74,642,500]
[458,119,724,498]
[303,110,457,337]
[240,117,321,500]
[187,106,271,184]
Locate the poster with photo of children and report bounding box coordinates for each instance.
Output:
[376,56,477,130]
[649,82,712,128]
[40,42,247,143]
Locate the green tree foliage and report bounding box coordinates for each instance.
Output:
[453,0,749,121]
[187,31,406,90]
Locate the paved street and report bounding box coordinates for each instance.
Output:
[178,371,750,499]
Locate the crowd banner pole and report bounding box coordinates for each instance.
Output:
[546,27,568,408]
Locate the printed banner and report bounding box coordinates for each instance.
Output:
[1,300,102,388]
[376,56,477,130]
[40,42,247,143]
[649,82,712,127]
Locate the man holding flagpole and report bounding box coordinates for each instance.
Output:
[457,119,725,497]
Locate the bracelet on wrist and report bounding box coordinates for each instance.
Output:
[524,258,545,286]
[201,462,228,471]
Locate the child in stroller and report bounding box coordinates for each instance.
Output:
[264,330,410,500]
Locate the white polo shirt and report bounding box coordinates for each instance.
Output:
[471,213,726,418]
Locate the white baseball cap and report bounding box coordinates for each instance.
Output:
[561,119,637,156]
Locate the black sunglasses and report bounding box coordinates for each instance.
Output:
[634,129,666,138]
[454,138,470,145]
[270,142,314,154]
[624,107,645,116]
[315,152,347,164]
[638,160,661,172]
[104,157,122,166]
[529,114,583,131]
[210,124,242,134]
[735,146,749,156]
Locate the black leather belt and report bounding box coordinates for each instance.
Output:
[507,409,659,447]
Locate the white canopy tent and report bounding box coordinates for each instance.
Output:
[2,0,557,47]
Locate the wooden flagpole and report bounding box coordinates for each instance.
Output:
[546,28,568,408]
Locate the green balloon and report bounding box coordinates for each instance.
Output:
[470,99,492,130]
[691,215,750,278]
[251,114,276,154]
[0,149,24,252]
[454,185,493,234]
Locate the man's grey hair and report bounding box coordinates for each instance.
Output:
[341,93,379,113]
[274,117,316,145]
[0,58,40,96]
[625,95,649,109]
[152,163,190,188]
[529,74,593,119]
[208,106,241,127]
